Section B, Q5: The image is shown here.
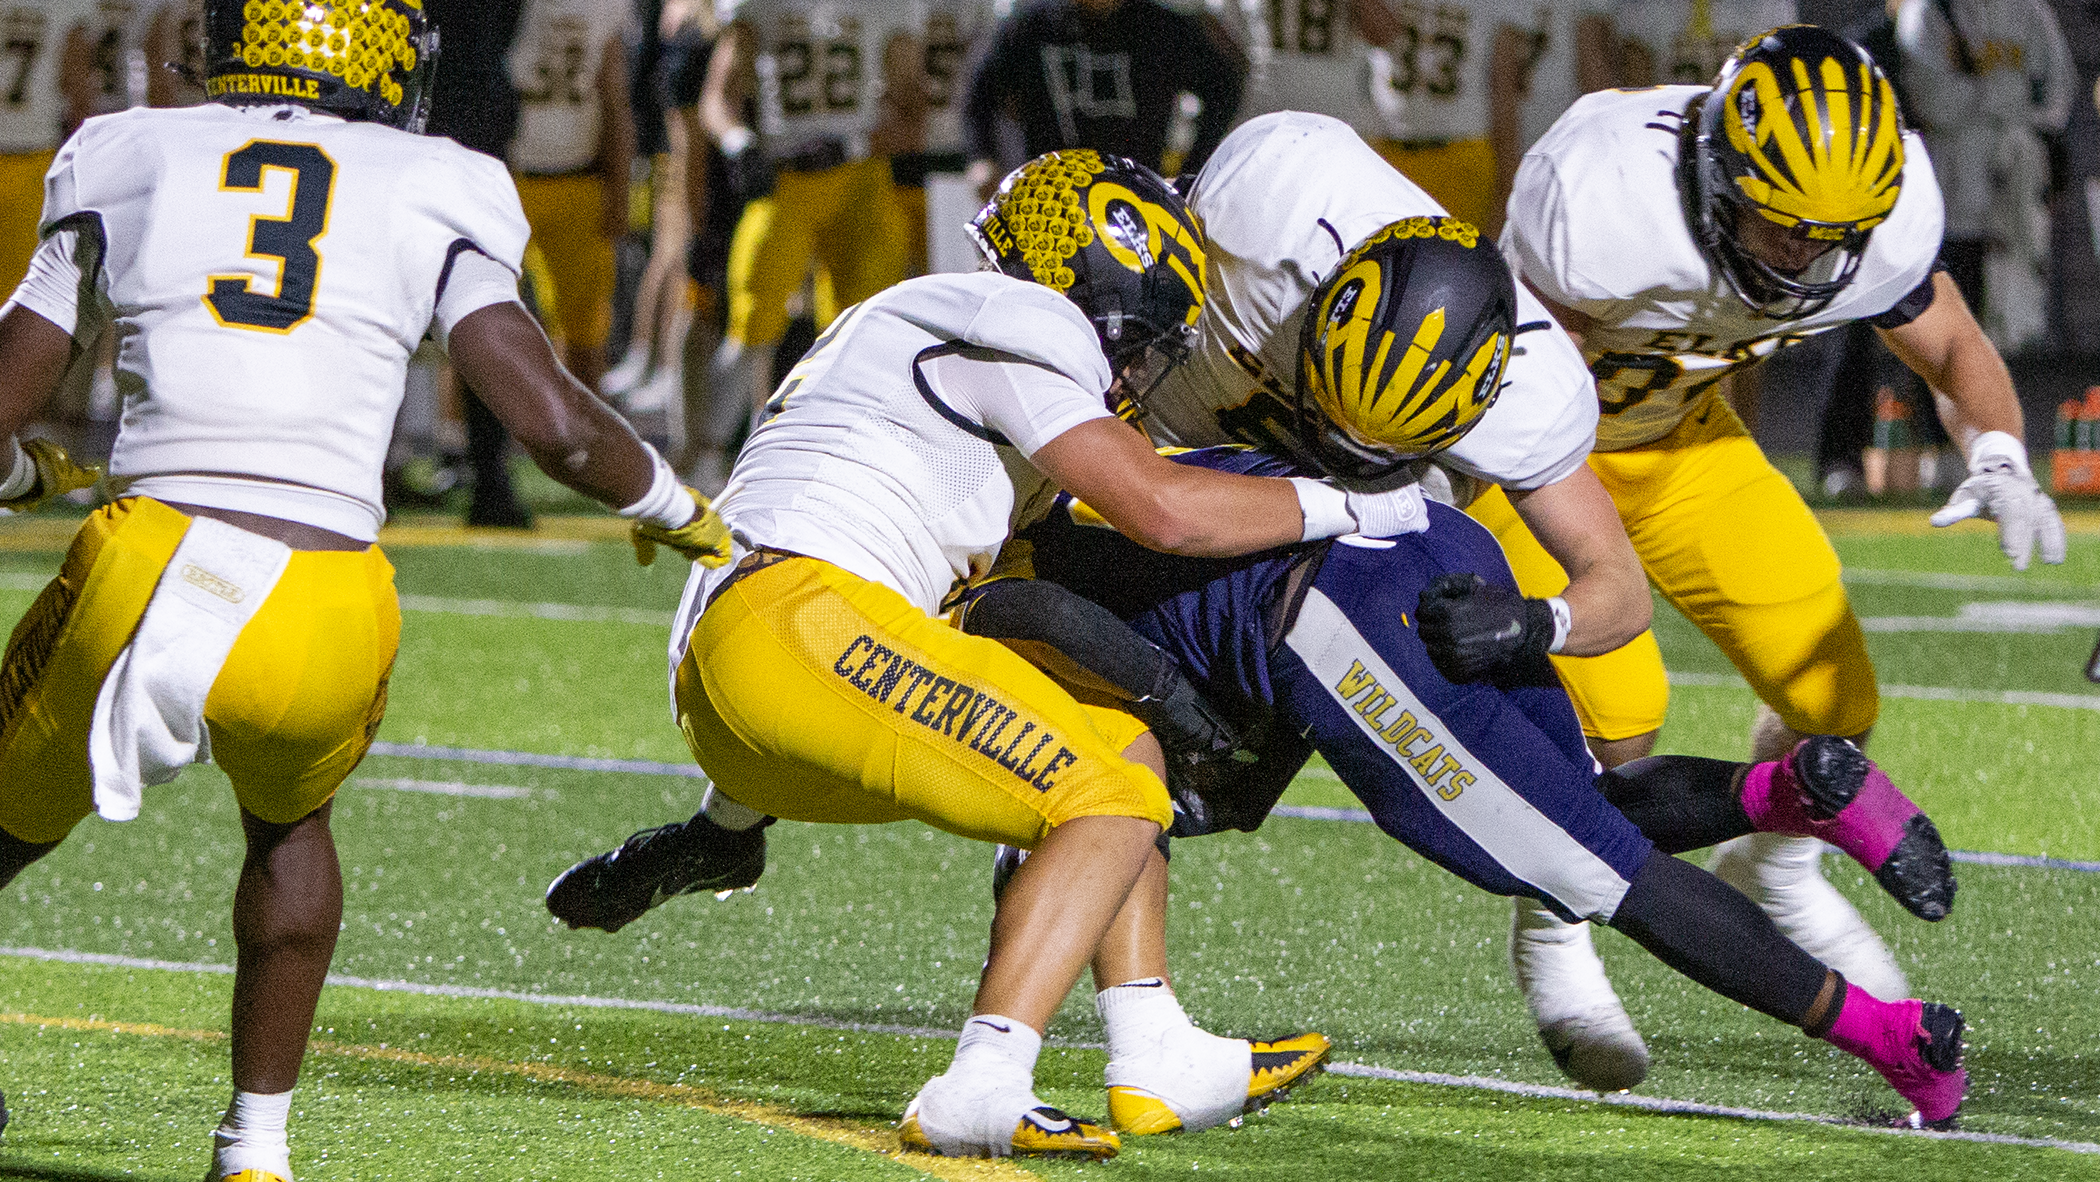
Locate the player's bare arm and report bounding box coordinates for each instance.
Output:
[449,302,665,511]
[0,304,77,438]
[1877,271,2023,447]
[870,29,928,158]
[1504,466,1649,656]
[699,22,755,150]
[1031,418,1311,556]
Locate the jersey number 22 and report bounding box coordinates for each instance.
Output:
[204,140,335,334]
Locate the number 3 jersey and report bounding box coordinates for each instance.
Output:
[1147,111,1599,493]
[13,102,530,538]
[1502,86,1944,452]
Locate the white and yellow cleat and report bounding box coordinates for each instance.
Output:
[213,1173,290,1182]
[899,1098,1119,1160]
[1108,1031,1331,1135]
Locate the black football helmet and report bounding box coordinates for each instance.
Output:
[1221,217,1515,486]
[1683,25,1905,318]
[969,150,1207,414]
[203,0,439,132]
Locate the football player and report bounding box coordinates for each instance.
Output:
[691,0,923,478]
[0,2,106,294]
[1492,24,2064,1088]
[0,4,732,1179]
[141,0,209,107]
[507,0,636,392]
[1613,0,1797,87]
[552,151,1450,1159]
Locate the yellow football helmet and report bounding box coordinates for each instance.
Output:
[1687,24,1905,317]
[969,150,1207,414]
[204,0,438,131]
[1269,217,1513,483]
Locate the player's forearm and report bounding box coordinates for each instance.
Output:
[0,305,75,439]
[1507,468,1649,656]
[699,31,752,147]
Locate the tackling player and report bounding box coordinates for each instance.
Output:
[0,4,732,1179]
[1491,24,2065,1087]
[507,0,636,393]
[553,151,1439,1159]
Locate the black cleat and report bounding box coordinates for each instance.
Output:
[1,1087,9,1138]
[1878,814,1957,922]
[1791,734,1870,820]
[545,813,771,933]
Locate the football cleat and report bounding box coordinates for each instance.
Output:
[1860,1001,1967,1129]
[212,1173,290,1182]
[1107,1032,1330,1134]
[544,812,770,933]
[1510,900,1650,1091]
[899,1099,1119,1160]
[1710,833,1910,1001]
[1754,736,1956,922]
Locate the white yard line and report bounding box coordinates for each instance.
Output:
[349,778,531,799]
[1,943,2090,1156]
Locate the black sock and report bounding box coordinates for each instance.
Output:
[1598,755,1755,854]
[1607,851,1832,1027]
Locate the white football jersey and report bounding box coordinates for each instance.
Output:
[1151,111,1598,492]
[510,0,636,175]
[81,0,141,115]
[0,1,104,153]
[1367,0,1534,143]
[704,271,1115,617]
[723,0,902,159]
[1516,0,1612,148]
[1614,0,1795,86]
[33,103,530,538]
[1504,86,1944,452]
[1214,0,1387,143]
[913,0,988,155]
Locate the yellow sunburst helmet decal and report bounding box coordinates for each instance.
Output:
[1720,50,1904,233]
[1305,217,1507,457]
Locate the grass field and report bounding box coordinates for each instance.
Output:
[1,500,2098,1179]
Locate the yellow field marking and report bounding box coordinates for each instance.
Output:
[1815,507,2100,538]
[0,1011,1038,1182]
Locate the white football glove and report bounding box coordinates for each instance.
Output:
[1928,431,2067,571]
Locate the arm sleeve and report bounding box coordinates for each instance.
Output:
[5,229,88,337]
[1866,260,1946,330]
[432,247,525,349]
[918,348,1115,456]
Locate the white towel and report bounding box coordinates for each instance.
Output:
[88,517,293,822]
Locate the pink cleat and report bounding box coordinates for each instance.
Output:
[1740,736,1956,921]
[1823,990,1967,1128]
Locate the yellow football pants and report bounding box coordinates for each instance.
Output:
[1469,395,1878,742]
[515,172,618,351]
[0,150,55,297]
[1374,138,1497,230]
[724,157,909,346]
[675,556,1171,848]
[0,498,401,843]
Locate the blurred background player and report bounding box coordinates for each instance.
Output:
[1495,25,2065,1088]
[141,0,207,107]
[960,0,1243,200]
[0,2,102,298]
[894,0,987,273]
[1892,0,2072,355]
[509,0,637,394]
[0,3,729,1179]
[689,0,924,491]
[1610,0,1799,85]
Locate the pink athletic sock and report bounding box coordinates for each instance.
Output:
[1740,748,1917,872]
[1821,988,1966,1125]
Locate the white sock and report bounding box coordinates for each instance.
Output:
[700,786,766,832]
[1096,977,1193,1060]
[211,1089,293,1180]
[949,1014,1043,1083]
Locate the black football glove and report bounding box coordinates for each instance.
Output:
[1416,573,1558,687]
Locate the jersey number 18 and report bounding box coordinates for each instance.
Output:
[203,140,335,335]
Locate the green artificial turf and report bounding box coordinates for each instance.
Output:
[0,518,2095,1178]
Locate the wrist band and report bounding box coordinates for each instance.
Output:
[1545,595,1572,654]
[1290,477,1356,542]
[617,445,697,530]
[0,438,33,501]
